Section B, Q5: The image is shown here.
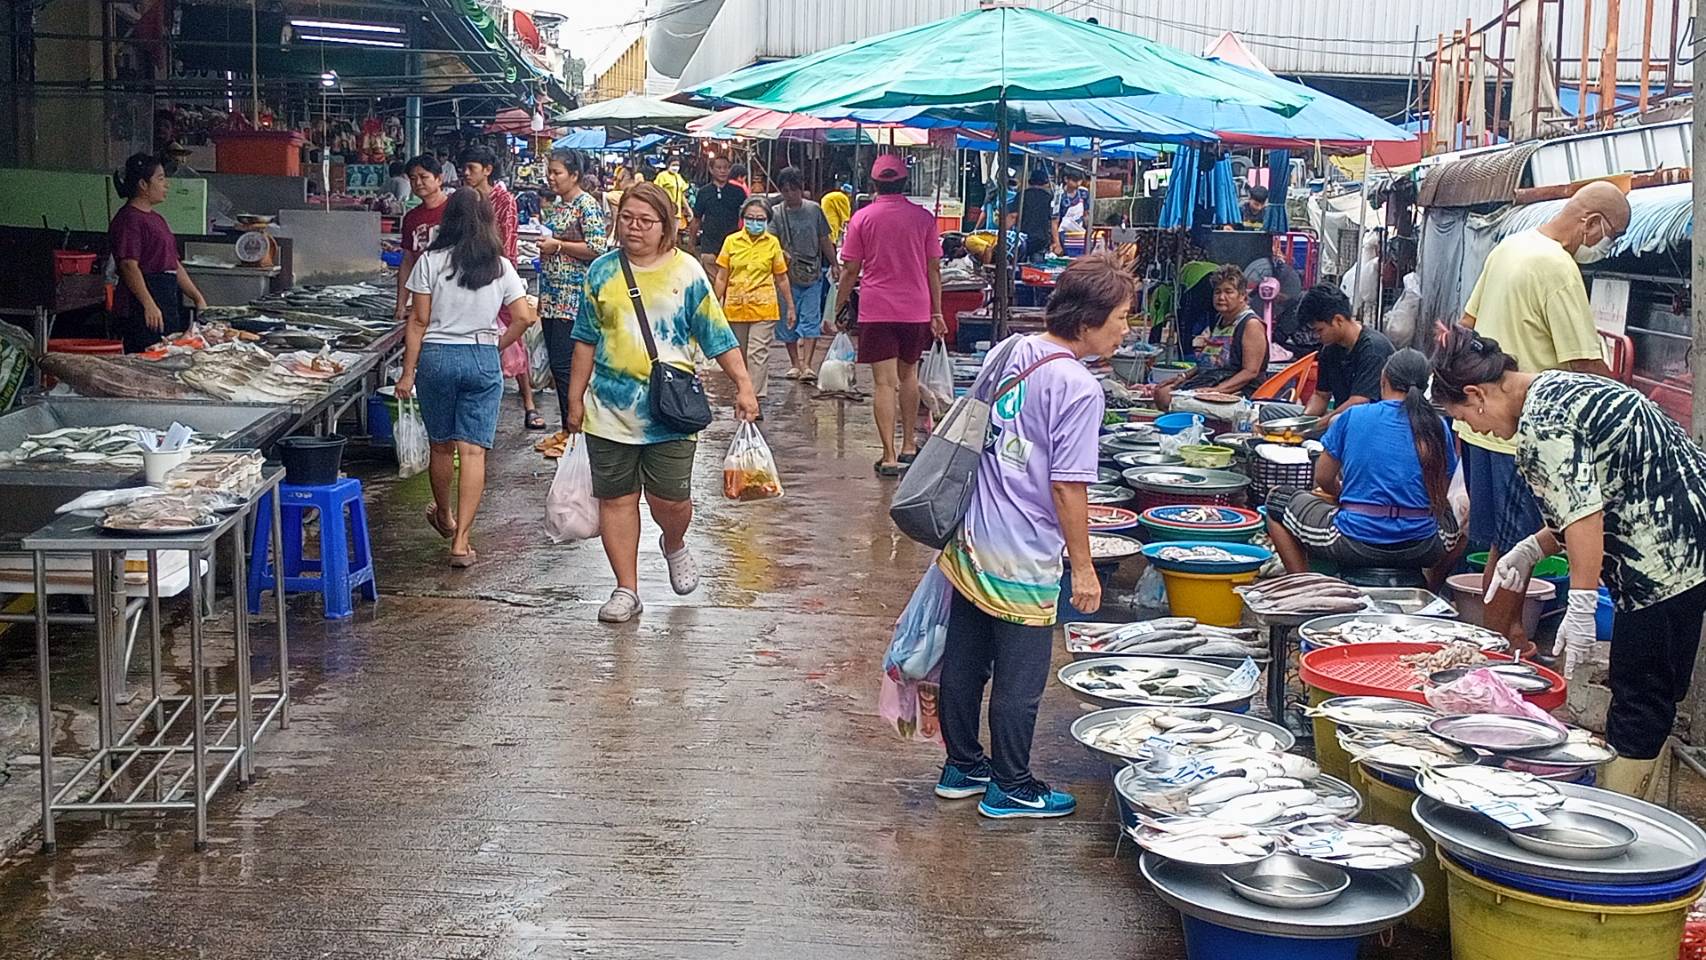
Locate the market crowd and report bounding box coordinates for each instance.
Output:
[331,140,1695,810]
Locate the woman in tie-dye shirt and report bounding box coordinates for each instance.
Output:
[567,183,758,624]
[932,255,1135,820]
[534,151,610,457]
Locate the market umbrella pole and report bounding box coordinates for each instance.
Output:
[994,100,1011,339]
[1088,138,1100,251]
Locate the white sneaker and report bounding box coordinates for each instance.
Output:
[784,367,802,380]
[660,535,700,595]
[597,588,643,623]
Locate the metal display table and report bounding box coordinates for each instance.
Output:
[24,466,290,852]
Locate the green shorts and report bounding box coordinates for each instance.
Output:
[585,434,696,501]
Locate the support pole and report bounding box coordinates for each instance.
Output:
[1492,1,1511,140]
[994,98,1011,339]
[250,0,260,127]
[1601,0,1623,126]
[1350,145,1374,320]
[1578,0,1593,128]
[1689,0,1706,746]
[1088,138,1101,250]
[1638,0,1655,109]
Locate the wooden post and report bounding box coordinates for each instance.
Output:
[1689,1,1706,745]
[1432,33,1445,153]
[1492,0,1512,141]
[1601,0,1622,126]
[1578,0,1593,127]
[1638,0,1655,109]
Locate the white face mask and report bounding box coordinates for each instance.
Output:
[1574,235,1613,264]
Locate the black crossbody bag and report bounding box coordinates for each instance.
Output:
[619,251,714,433]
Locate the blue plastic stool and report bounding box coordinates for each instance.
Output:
[247,477,377,619]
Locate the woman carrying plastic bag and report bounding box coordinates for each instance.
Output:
[395,397,430,479]
[817,331,858,395]
[919,339,955,417]
[545,435,600,541]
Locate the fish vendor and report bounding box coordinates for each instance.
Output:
[109,152,208,354]
[1432,325,1706,798]
[1264,349,1461,581]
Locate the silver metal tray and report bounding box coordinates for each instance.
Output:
[1223,855,1350,909]
[1364,587,1457,618]
[1429,665,1553,693]
[1057,656,1257,711]
[1505,736,1618,768]
[1313,696,1440,732]
[1088,482,1136,506]
[1140,852,1423,939]
[1412,781,1706,884]
[1298,612,1508,651]
[1337,727,1478,775]
[1121,465,1252,495]
[1508,811,1638,861]
[1427,714,1568,754]
[1069,706,1294,764]
[1115,765,1363,824]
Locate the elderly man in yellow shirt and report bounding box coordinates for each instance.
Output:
[821,178,854,245]
[654,158,692,230]
[1458,179,1629,652]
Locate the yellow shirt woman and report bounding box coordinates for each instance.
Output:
[715,228,788,322]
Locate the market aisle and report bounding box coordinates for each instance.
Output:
[0,375,1419,958]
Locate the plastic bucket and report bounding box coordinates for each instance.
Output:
[367,393,395,445]
[1440,850,1701,960]
[1447,852,1706,905]
[1306,684,1355,785]
[1355,765,1448,933]
[1447,573,1553,637]
[1180,913,1364,960]
[52,250,97,277]
[1158,568,1256,627]
[276,435,347,486]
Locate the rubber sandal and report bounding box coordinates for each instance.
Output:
[899,452,918,464]
[535,430,567,453]
[425,504,455,539]
[448,548,477,569]
[524,410,547,430]
[874,460,904,478]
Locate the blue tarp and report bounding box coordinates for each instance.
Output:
[1160,146,1241,229]
[1122,62,1411,146]
[1494,181,1690,258]
[551,129,669,151]
[1263,148,1291,233]
[955,135,1157,160]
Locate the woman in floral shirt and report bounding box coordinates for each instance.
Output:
[535,150,610,458]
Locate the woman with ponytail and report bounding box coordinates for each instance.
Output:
[108,152,206,353]
[1265,348,1462,579]
[1431,323,1706,798]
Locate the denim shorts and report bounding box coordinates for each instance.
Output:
[416,342,502,448]
[777,276,828,343]
[1462,443,1544,552]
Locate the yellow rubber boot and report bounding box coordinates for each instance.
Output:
[1598,757,1659,799]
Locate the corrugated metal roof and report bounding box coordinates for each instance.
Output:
[663,0,1692,86]
[1416,141,1542,207]
[1492,181,1691,255]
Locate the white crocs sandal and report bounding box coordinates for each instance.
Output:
[659,535,700,596]
[597,588,643,623]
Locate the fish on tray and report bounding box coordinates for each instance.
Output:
[1281,819,1426,870]
[1306,617,1505,650]
[1066,618,1266,659]
[1129,817,1276,865]
[1237,573,1369,615]
[1416,763,1565,812]
[1080,710,1283,757]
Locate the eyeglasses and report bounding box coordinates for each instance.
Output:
[618,213,662,229]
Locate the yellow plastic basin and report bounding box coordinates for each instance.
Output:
[1356,765,1448,933]
[1306,684,1355,785]
[1159,568,1256,627]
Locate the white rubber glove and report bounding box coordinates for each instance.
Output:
[1484,534,1547,603]
[1553,588,1599,678]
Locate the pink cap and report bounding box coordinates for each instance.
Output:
[871,154,908,182]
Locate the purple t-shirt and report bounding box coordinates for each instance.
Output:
[939,335,1103,626]
[109,203,180,317]
[840,194,940,323]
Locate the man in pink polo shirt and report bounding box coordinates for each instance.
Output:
[833,154,945,476]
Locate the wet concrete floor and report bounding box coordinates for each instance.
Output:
[0,373,1445,958]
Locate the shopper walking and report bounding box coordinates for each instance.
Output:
[566,183,760,623]
[934,254,1135,818]
[768,167,839,381]
[654,157,691,231]
[108,152,208,353]
[821,176,853,245]
[714,198,793,412]
[832,155,944,476]
[395,189,537,568]
[690,155,746,276]
[395,154,448,323]
[533,150,610,459]
[1432,324,1706,798]
[459,144,544,431]
[1458,180,1629,651]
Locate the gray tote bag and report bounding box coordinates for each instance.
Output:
[889,337,1072,548]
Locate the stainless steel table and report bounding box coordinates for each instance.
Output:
[24,466,290,852]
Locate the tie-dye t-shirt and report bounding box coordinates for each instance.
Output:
[571,248,739,444]
[938,335,1103,626]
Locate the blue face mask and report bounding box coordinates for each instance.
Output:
[744,218,767,235]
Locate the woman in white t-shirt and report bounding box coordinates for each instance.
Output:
[396,188,537,567]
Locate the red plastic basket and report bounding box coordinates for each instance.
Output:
[1299,641,1566,711]
[1133,489,1237,512]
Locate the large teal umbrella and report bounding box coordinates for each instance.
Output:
[682,6,1312,116]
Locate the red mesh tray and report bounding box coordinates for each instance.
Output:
[1299,641,1566,711]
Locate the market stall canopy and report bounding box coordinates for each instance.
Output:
[956,134,1158,161]
[1117,62,1414,151]
[562,95,711,127]
[551,129,670,151]
[677,5,1313,118]
[485,108,563,139]
[816,100,1213,144]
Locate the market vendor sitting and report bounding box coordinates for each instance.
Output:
[1297,284,1394,432]
[1265,348,1461,580]
[1153,264,1268,409]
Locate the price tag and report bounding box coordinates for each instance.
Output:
[1227,656,1260,691]
[1151,754,1219,786]
[1470,800,1552,829]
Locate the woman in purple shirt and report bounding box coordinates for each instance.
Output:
[108,153,207,353]
[934,254,1136,819]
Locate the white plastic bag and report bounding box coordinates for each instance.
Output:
[395,398,430,479]
[919,340,955,416]
[828,331,857,363]
[818,359,856,393]
[884,565,953,680]
[722,421,784,501]
[545,436,600,542]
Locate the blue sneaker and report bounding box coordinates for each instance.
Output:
[978,780,1077,819]
[934,760,993,799]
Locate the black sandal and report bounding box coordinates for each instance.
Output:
[524,410,547,430]
[874,460,905,477]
